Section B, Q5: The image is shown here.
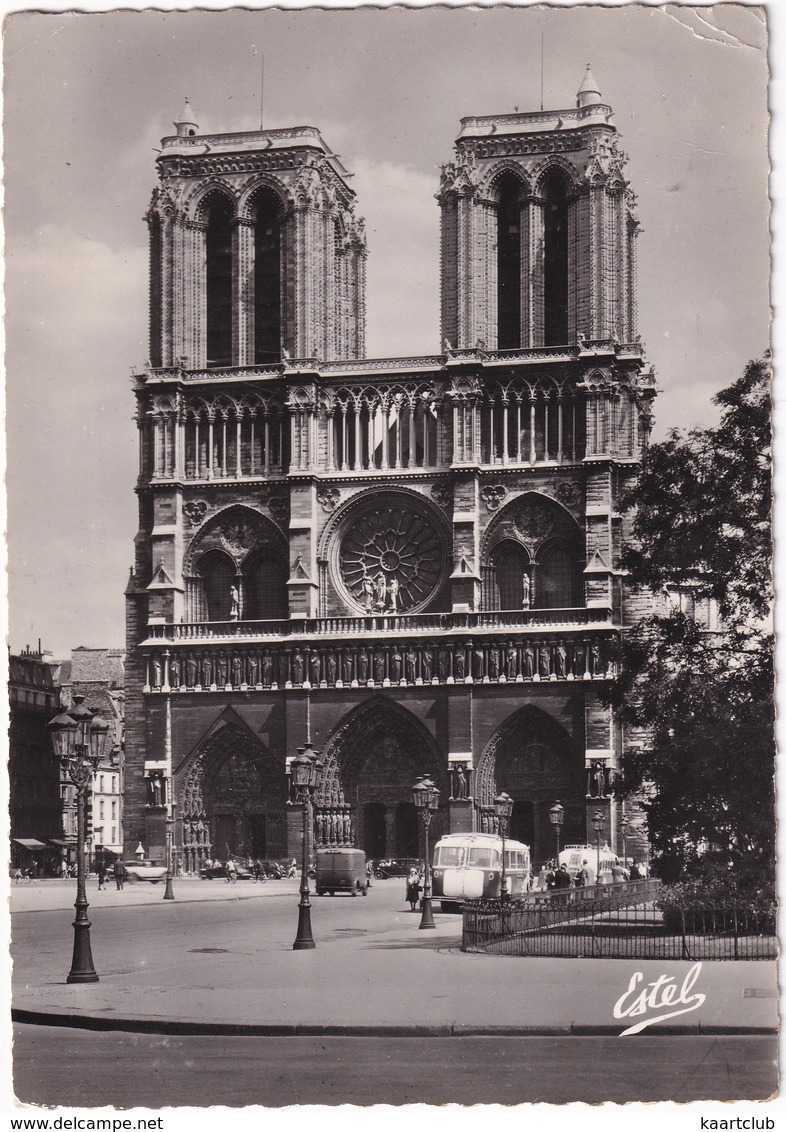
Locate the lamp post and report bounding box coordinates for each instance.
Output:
[493,792,514,900]
[620,814,630,868]
[592,809,604,887]
[163,798,176,901]
[412,775,440,929]
[548,800,565,864]
[47,695,110,983]
[292,744,323,950]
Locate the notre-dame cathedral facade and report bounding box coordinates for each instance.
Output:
[124,67,656,870]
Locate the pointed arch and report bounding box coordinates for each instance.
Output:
[179,720,285,873]
[474,704,585,861]
[316,697,448,856]
[201,189,235,367]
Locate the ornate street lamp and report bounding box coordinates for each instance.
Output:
[493,792,514,900]
[292,743,323,950]
[548,800,565,863]
[620,814,630,867]
[48,696,110,983]
[163,794,176,901]
[592,809,604,887]
[412,775,440,929]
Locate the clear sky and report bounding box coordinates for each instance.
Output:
[3,3,771,658]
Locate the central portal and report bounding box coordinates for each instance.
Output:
[317,699,448,859]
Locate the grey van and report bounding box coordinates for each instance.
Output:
[315,848,368,896]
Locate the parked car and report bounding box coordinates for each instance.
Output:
[199,861,253,880]
[125,859,168,883]
[374,858,421,879]
[257,859,286,879]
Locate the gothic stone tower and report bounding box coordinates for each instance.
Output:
[125,72,655,872]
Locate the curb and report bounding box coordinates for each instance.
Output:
[11,1009,778,1039]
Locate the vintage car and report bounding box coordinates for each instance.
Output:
[125,859,168,883]
[373,857,421,879]
[199,861,253,880]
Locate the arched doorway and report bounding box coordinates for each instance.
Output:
[179,723,285,873]
[318,698,448,860]
[475,706,584,865]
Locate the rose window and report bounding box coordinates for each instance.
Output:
[338,502,445,613]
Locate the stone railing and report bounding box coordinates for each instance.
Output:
[144,606,611,643]
[141,626,616,694]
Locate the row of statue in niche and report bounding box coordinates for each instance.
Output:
[148,638,613,690]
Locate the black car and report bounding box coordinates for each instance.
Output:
[199,862,253,880]
[374,858,421,879]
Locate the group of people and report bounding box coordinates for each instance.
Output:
[537,858,646,890]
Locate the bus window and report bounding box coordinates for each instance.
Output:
[468,848,498,868]
[435,846,464,867]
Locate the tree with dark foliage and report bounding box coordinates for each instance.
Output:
[608,357,773,889]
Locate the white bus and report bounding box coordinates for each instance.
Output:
[431,832,532,911]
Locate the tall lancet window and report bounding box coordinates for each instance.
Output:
[496,173,525,350]
[254,190,283,364]
[542,169,570,346]
[205,195,234,367]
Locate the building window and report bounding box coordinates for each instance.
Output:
[254,190,283,364]
[496,173,525,350]
[112,800,117,820]
[542,169,570,347]
[99,800,105,821]
[205,195,234,368]
[99,775,105,793]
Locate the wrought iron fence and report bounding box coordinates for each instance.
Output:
[462,882,776,961]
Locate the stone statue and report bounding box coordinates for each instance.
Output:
[152,656,162,687]
[310,651,321,684]
[521,573,531,610]
[361,571,375,614]
[388,576,400,612]
[148,774,163,806]
[261,653,272,684]
[422,648,433,681]
[358,650,369,682]
[374,572,387,612]
[592,761,606,798]
[523,644,535,679]
[216,654,228,687]
[185,656,198,686]
[405,649,417,683]
[344,652,355,683]
[539,645,551,679]
[506,645,518,679]
[438,648,450,679]
[473,647,485,680]
[374,651,385,683]
[326,652,337,684]
[555,643,567,678]
[230,585,240,621]
[201,656,212,686]
[591,643,603,676]
[278,653,290,685]
[452,763,468,800]
[292,650,305,684]
[248,655,260,685]
[573,642,586,676]
[391,650,402,682]
[232,655,243,686]
[454,648,466,680]
[488,646,499,680]
[170,655,181,688]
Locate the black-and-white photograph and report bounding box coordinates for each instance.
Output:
[4,1,777,1116]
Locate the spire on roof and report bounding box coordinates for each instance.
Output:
[576,64,602,109]
[174,96,199,139]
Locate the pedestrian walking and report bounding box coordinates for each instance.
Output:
[113,858,127,890]
[225,857,237,884]
[13,867,23,885]
[405,867,422,911]
[96,859,107,890]
[366,859,374,888]
[60,859,68,880]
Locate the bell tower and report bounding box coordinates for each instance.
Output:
[147,98,367,369]
[438,65,639,351]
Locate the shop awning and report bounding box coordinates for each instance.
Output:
[48,838,73,847]
[13,839,47,850]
